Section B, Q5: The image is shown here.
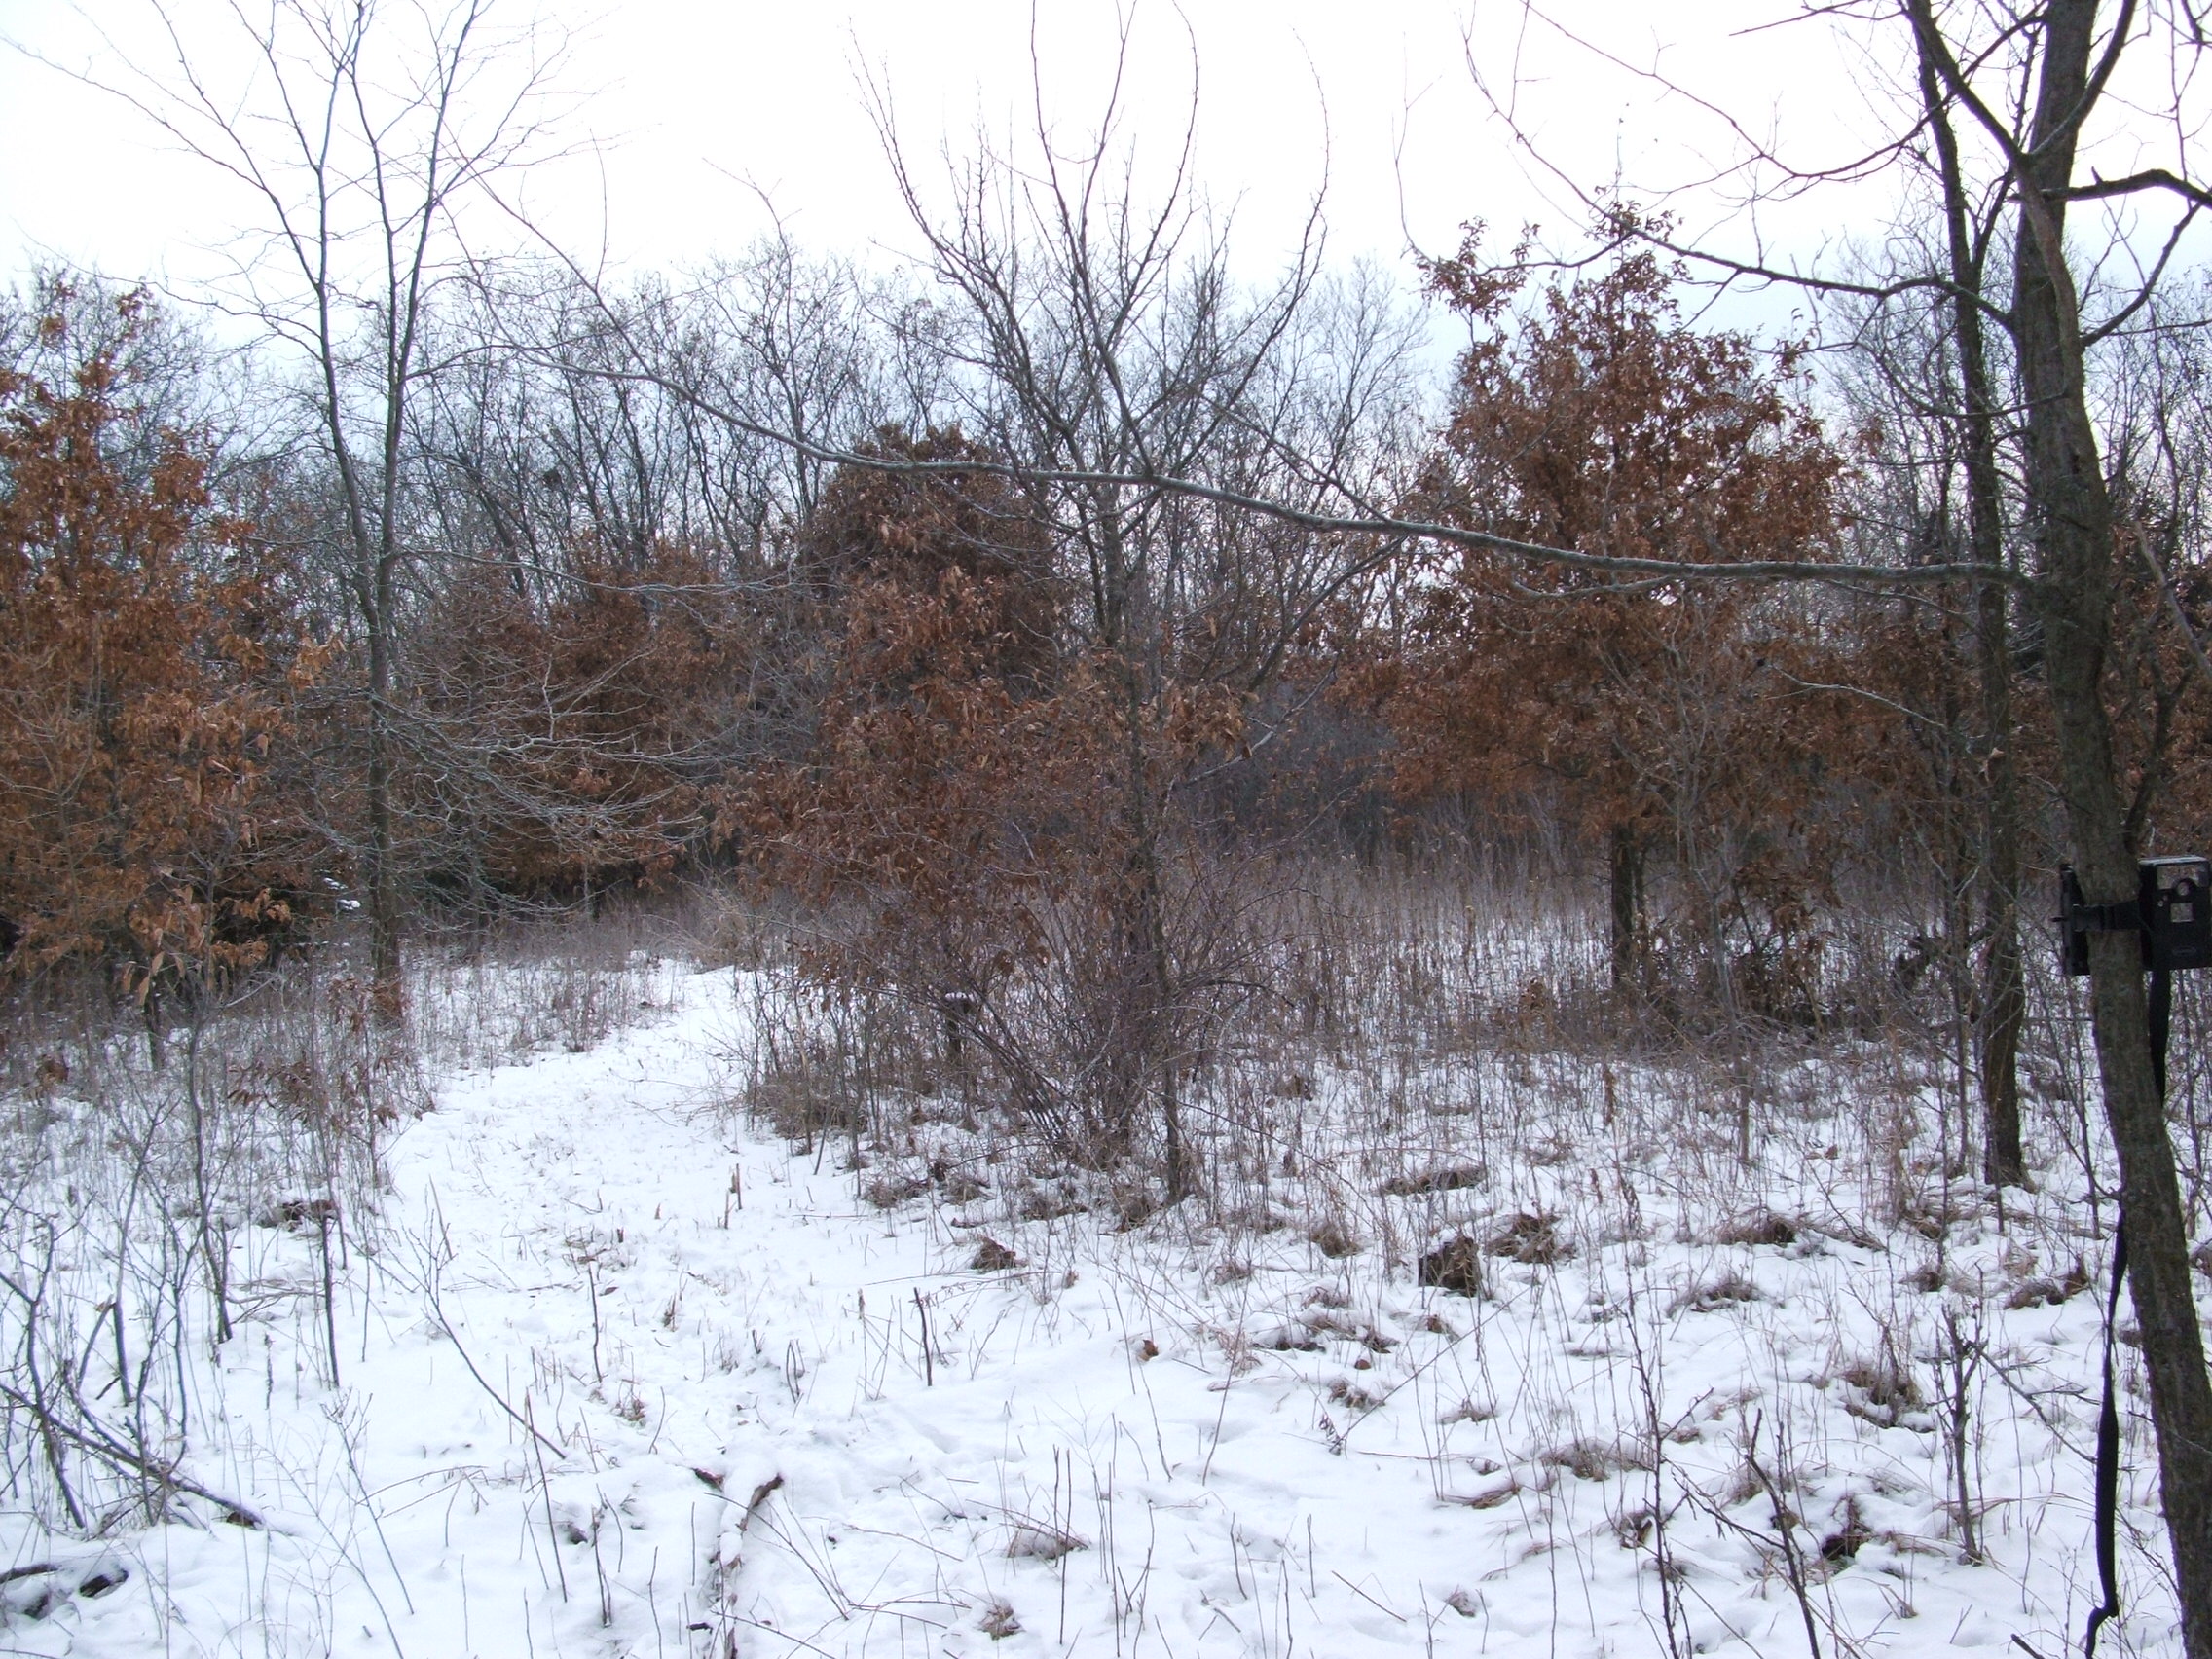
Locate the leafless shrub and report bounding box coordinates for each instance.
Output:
[0,950,404,1534]
[410,910,680,1074]
[739,971,933,1150]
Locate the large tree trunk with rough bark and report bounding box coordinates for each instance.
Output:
[2014,6,2212,1648]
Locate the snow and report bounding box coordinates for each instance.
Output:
[0,960,2191,1657]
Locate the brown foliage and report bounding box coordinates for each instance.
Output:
[740,429,1258,1162]
[0,303,325,992]
[795,426,1058,693]
[738,429,1081,992]
[1354,250,1851,1004]
[408,543,748,903]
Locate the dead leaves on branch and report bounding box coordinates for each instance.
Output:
[407,545,743,899]
[0,304,327,991]
[1349,251,1857,1006]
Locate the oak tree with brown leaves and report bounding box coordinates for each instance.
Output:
[1362,251,1849,1014]
[0,303,323,1017]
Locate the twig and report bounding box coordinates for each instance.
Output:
[1330,1570,1408,1623]
[0,1381,268,1530]
[527,1391,570,1604]
[424,1294,570,1461]
[913,1289,934,1387]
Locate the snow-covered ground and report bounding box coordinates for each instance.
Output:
[0,959,2194,1657]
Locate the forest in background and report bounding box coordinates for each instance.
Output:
[6,65,2210,1190]
[20,234,2203,1155]
[11,2,2212,1653]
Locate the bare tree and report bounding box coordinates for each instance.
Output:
[864,61,1426,1194]
[1909,11,2212,1647]
[63,0,573,1019]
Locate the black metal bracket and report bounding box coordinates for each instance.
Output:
[2070,899,2143,935]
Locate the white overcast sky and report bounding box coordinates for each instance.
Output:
[0,1,2198,337]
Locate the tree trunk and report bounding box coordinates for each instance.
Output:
[2013,6,2212,1647]
[1607,821,1645,994]
[364,566,405,1028]
[1919,35,2026,1188]
[1975,579,2027,1188]
[1091,497,1189,1198]
[1119,658,1187,1201]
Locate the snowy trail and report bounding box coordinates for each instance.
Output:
[5,968,2174,1657]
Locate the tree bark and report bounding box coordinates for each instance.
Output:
[2012,6,2212,1648]
[1975,578,2027,1188]
[1607,821,1645,995]
[365,650,403,1027]
[1918,36,2026,1188]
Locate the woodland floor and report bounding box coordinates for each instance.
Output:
[0,953,2196,1658]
